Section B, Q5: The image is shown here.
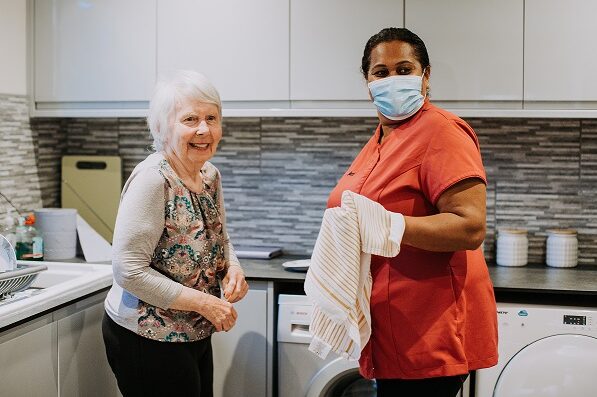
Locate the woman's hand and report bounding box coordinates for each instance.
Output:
[169,287,238,332]
[222,265,249,303]
[200,294,238,332]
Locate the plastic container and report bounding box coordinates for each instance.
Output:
[496,228,528,267]
[546,229,578,268]
[34,208,78,260]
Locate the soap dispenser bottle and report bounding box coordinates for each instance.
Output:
[15,216,31,260]
[24,213,43,261]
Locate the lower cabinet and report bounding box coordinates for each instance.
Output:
[55,292,120,397]
[212,280,274,397]
[0,282,273,397]
[0,315,58,397]
[0,290,120,397]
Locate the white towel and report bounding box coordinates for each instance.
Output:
[304,190,405,360]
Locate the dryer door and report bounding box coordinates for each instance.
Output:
[306,357,376,397]
[494,334,597,397]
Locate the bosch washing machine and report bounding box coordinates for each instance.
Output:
[475,302,597,397]
[277,294,375,397]
[277,294,470,397]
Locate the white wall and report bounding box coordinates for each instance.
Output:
[0,0,27,95]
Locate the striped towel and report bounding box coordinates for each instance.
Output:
[304,190,405,360]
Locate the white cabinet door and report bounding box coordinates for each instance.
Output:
[211,281,272,397]
[0,0,27,95]
[525,0,597,102]
[157,0,289,102]
[56,294,120,397]
[290,0,404,101]
[34,0,156,102]
[0,316,58,397]
[405,0,523,104]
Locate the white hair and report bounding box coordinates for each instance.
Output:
[147,70,222,151]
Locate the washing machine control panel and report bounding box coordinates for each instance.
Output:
[563,315,587,325]
[562,313,593,331]
[496,305,595,335]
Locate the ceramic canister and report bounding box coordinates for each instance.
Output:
[34,208,78,260]
[496,228,528,267]
[546,229,578,268]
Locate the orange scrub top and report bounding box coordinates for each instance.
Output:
[327,100,498,380]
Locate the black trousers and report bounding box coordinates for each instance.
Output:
[102,312,213,397]
[376,374,468,397]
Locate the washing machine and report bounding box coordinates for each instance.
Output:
[475,302,597,397]
[278,294,376,397]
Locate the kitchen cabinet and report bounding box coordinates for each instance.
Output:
[29,0,597,117]
[34,0,156,103]
[405,0,523,107]
[157,0,289,103]
[289,0,404,102]
[0,0,27,95]
[524,0,597,105]
[0,290,118,397]
[55,292,120,397]
[0,315,58,397]
[211,280,274,397]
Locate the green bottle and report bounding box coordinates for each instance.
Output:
[27,213,44,261]
[15,216,32,260]
[15,213,43,261]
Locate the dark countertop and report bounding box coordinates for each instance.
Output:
[241,255,309,281]
[243,256,597,296]
[67,254,597,296]
[487,263,597,295]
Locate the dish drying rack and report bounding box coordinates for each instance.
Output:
[0,264,47,300]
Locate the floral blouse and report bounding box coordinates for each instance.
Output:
[134,159,229,341]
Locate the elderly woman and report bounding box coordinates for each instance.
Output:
[324,28,498,396]
[102,70,248,397]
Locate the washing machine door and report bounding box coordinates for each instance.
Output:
[494,334,597,397]
[306,357,376,397]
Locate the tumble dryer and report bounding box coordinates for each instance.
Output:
[475,302,597,397]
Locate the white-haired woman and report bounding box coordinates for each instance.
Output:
[102,70,248,397]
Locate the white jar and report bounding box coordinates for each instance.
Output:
[496,228,528,267]
[546,229,578,268]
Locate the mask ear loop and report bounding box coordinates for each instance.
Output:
[422,66,430,98]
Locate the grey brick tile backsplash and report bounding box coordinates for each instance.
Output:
[0,94,43,213]
[1,94,596,264]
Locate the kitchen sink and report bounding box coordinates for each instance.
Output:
[29,262,105,289]
[0,260,113,328]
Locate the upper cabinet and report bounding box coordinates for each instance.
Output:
[29,0,597,116]
[157,0,289,102]
[524,0,597,104]
[0,0,27,95]
[290,0,404,101]
[34,0,156,103]
[405,0,523,106]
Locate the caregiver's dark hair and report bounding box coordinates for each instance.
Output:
[361,27,430,79]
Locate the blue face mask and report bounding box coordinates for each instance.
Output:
[368,74,426,121]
